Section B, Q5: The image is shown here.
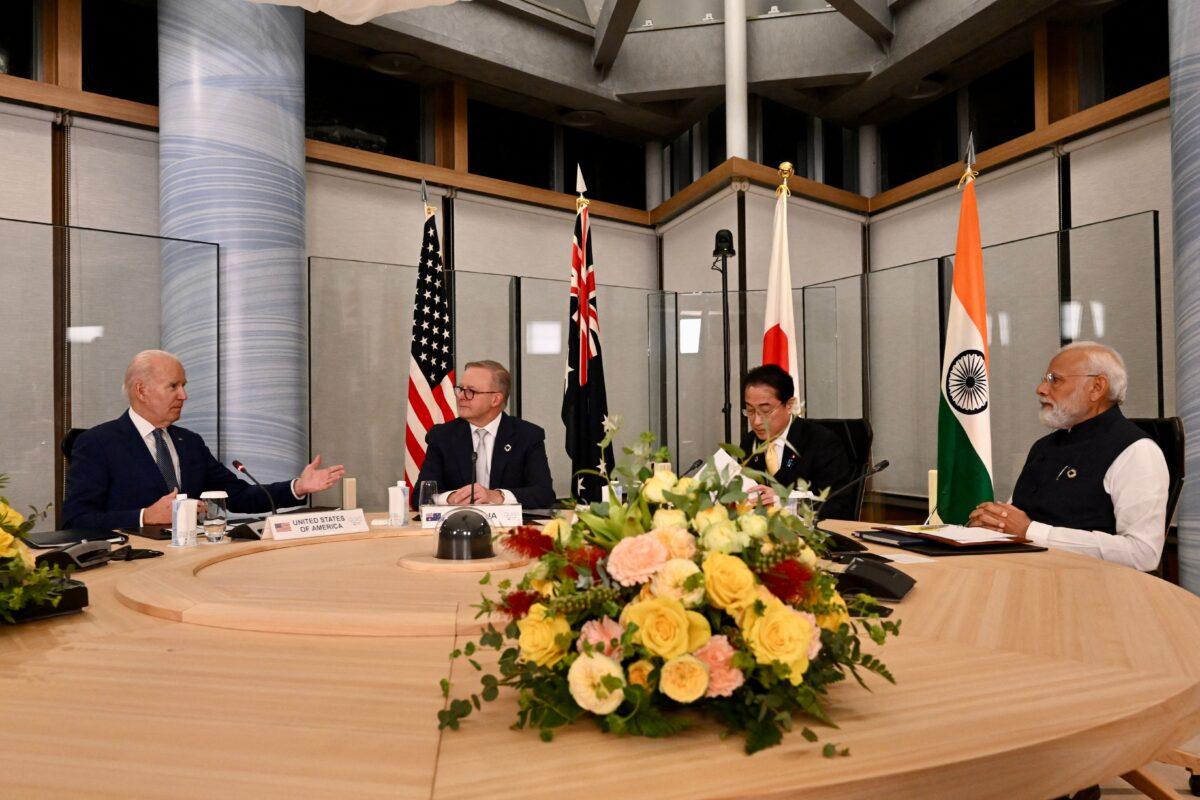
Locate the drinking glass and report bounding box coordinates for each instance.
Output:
[200,491,228,544]
[418,480,439,508]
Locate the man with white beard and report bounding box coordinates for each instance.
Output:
[967,341,1168,572]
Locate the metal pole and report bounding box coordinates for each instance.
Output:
[724,0,748,159]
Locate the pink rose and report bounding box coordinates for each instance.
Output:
[798,610,822,661]
[577,616,626,660]
[606,533,669,587]
[693,634,746,698]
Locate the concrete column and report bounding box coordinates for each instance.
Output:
[1170,0,1200,592]
[645,141,664,209]
[858,124,879,197]
[159,0,307,483]
[724,0,748,159]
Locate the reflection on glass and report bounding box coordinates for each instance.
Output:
[1090,301,1106,338]
[679,316,702,354]
[525,321,562,355]
[67,326,105,344]
[1060,300,1083,341]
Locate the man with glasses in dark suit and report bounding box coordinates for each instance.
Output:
[415,360,555,509]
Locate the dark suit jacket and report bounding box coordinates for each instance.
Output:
[60,411,300,530]
[740,418,856,521]
[415,414,555,509]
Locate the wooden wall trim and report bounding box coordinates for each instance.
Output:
[0,73,158,127]
[869,77,1170,213]
[1033,21,1050,130]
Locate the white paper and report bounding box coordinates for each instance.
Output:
[883,524,1019,545]
[704,449,756,492]
[881,553,937,564]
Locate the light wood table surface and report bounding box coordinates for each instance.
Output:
[5,515,1200,799]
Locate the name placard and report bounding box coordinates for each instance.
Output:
[420,504,523,529]
[265,508,369,540]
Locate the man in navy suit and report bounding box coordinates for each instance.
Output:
[415,360,555,509]
[61,350,345,530]
[739,364,855,521]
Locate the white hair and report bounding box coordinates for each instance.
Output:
[1058,341,1128,404]
[123,349,181,401]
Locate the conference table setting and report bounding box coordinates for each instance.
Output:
[6,494,1200,800]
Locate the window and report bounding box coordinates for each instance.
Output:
[880,93,958,191]
[706,104,726,172]
[967,53,1034,152]
[468,100,554,189]
[0,1,38,80]
[1100,0,1168,101]
[668,127,693,196]
[83,0,157,105]
[306,54,421,160]
[821,119,858,193]
[760,98,809,176]
[561,127,644,209]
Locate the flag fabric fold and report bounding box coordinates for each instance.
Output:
[562,199,614,502]
[404,203,456,489]
[763,189,800,397]
[936,177,994,523]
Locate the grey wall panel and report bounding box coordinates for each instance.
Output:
[0,103,52,223]
[306,165,437,266]
[69,121,159,235]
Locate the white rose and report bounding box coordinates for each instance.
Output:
[652,508,687,529]
[649,558,705,607]
[641,471,678,504]
[568,652,626,715]
[700,520,751,554]
[737,514,769,539]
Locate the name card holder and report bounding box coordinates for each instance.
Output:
[420,504,523,529]
[264,508,370,540]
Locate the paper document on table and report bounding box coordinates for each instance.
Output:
[881,552,937,564]
[881,524,1021,545]
[707,448,756,492]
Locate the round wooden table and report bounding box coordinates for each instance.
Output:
[5,516,1200,799]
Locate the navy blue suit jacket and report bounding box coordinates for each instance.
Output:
[415,414,555,509]
[740,419,855,521]
[60,411,300,530]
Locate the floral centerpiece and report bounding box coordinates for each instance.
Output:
[0,474,69,623]
[438,430,899,754]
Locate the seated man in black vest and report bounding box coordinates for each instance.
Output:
[415,360,555,509]
[968,342,1168,572]
[739,364,855,520]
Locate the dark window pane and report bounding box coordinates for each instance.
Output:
[968,52,1034,152]
[669,128,692,195]
[707,104,726,171]
[468,100,553,189]
[880,93,958,190]
[820,119,859,192]
[760,98,809,176]
[0,1,38,80]
[562,128,644,209]
[306,54,421,160]
[1101,0,1168,100]
[83,0,158,105]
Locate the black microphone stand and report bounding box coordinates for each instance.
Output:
[470,449,478,505]
[230,460,278,539]
[712,230,736,444]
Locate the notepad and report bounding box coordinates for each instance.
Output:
[876,524,1026,547]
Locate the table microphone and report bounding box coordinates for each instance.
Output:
[821,460,890,507]
[232,459,278,517]
[470,450,478,505]
[681,459,705,478]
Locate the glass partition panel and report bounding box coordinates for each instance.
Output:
[803,275,864,419]
[0,219,55,511]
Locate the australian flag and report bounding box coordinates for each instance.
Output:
[561,195,614,503]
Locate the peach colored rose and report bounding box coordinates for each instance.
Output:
[577,616,626,660]
[693,634,746,698]
[652,526,697,559]
[606,533,669,587]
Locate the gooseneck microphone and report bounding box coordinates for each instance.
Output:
[821,460,890,508]
[233,460,278,517]
[681,459,705,478]
[470,450,478,505]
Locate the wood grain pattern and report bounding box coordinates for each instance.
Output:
[4,518,1200,799]
[0,73,158,127]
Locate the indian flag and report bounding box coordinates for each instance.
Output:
[936,175,994,523]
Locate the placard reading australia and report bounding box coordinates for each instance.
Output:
[265,509,369,541]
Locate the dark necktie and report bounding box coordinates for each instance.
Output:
[152,428,179,491]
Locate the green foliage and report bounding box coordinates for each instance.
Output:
[0,473,69,623]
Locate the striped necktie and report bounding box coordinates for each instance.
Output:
[152,428,179,491]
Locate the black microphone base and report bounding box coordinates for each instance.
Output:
[228,521,265,540]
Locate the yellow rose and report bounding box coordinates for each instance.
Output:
[620,596,690,659]
[517,604,572,667]
[627,659,656,690]
[540,517,570,543]
[702,552,758,611]
[651,508,687,530]
[692,504,730,533]
[0,501,25,532]
[814,590,850,632]
[732,585,786,629]
[737,513,769,539]
[699,519,750,554]
[0,529,17,559]
[745,604,817,686]
[641,472,678,504]
[659,654,709,703]
[648,558,705,607]
[672,476,698,497]
[686,610,711,651]
[14,540,35,569]
[530,578,555,597]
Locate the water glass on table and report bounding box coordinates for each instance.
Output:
[200,491,228,543]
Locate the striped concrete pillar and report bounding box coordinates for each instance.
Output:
[159,0,306,482]
[1171,0,1200,592]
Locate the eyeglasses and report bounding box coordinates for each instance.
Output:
[741,403,783,421]
[1040,372,1100,388]
[454,386,501,400]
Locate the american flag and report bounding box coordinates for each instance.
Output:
[404,188,456,489]
[561,172,614,502]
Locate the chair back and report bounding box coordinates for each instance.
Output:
[61,427,87,465]
[1129,417,1185,524]
[806,418,874,519]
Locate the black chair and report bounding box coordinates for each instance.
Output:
[61,427,87,465]
[1129,417,1185,525]
[806,418,873,519]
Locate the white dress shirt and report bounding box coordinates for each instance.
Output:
[435,414,517,504]
[1020,438,1169,571]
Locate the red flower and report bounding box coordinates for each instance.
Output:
[565,544,605,579]
[497,590,540,619]
[502,526,555,559]
[760,559,814,603]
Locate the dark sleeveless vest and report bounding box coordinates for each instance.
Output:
[1011,405,1148,534]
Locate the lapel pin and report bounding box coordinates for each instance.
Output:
[504,444,512,453]
[1066,468,1077,479]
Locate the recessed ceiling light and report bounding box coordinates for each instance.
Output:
[561,109,605,128]
[367,52,422,76]
[894,78,942,100]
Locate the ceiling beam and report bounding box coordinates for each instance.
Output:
[592,0,639,69]
[827,0,893,46]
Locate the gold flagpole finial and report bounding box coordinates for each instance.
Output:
[957,133,979,189]
[576,164,590,211]
[420,179,436,216]
[777,161,793,197]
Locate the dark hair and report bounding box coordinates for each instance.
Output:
[743,364,794,402]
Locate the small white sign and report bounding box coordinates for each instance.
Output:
[265,508,369,540]
[420,504,522,529]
